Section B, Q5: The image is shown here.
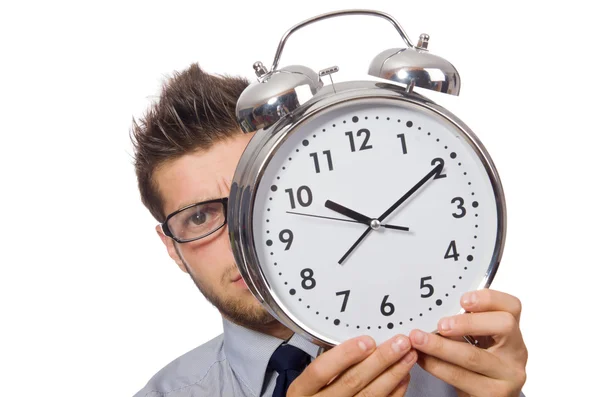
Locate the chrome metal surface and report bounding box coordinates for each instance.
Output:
[417,33,430,50]
[229,80,506,348]
[236,65,323,133]
[368,47,461,95]
[253,61,268,78]
[370,219,381,230]
[319,66,339,76]
[269,9,415,72]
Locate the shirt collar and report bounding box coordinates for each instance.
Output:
[222,317,321,396]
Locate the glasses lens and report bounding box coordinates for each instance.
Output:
[167,201,225,241]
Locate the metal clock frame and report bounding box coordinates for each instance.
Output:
[228,80,507,348]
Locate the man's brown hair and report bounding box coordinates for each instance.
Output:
[131,63,250,222]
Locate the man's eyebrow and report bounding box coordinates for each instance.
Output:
[176,196,224,210]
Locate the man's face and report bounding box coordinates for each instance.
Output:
[154,133,275,328]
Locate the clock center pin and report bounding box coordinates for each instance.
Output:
[370,219,381,230]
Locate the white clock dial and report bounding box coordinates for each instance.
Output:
[251,98,501,345]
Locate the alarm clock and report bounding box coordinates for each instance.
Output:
[228,9,506,347]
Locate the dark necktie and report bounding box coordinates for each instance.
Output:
[268,343,311,397]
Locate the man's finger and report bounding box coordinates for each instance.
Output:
[461,289,522,322]
[409,329,509,379]
[437,311,521,340]
[288,336,375,396]
[417,353,503,396]
[357,349,417,397]
[324,335,412,397]
[387,373,411,397]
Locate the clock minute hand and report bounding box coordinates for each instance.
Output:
[377,163,443,222]
[337,163,442,266]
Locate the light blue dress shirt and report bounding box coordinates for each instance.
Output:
[134,318,524,396]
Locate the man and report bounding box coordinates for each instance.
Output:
[131,63,527,397]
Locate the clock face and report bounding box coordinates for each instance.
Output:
[250,97,502,345]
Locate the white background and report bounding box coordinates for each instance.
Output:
[0,1,597,396]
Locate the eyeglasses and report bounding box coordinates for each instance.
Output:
[161,197,228,243]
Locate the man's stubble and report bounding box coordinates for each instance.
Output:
[174,245,276,329]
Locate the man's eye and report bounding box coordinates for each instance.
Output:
[188,211,207,226]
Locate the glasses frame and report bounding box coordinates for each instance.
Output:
[161,197,228,243]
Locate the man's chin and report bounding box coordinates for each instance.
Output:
[219,298,276,329]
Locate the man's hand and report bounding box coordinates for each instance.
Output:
[288,334,417,396]
[409,289,528,397]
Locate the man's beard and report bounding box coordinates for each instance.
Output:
[175,247,275,329]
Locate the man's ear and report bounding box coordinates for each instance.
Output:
[155,224,188,274]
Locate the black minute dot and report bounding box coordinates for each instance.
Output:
[418,127,421,130]
[410,318,413,321]
[445,294,449,297]
[302,140,309,146]
[436,299,443,306]
[332,124,336,127]
[296,149,299,152]
[378,326,382,329]
[436,138,440,142]
[459,276,463,279]
[428,132,431,135]
[365,116,368,120]
[325,317,329,320]
[352,116,359,123]
[288,157,292,161]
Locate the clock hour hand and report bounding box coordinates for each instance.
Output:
[324,200,409,231]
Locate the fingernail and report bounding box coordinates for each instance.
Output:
[359,337,375,351]
[412,330,427,345]
[439,318,451,332]
[462,292,478,306]
[401,351,416,364]
[392,336,409,353]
